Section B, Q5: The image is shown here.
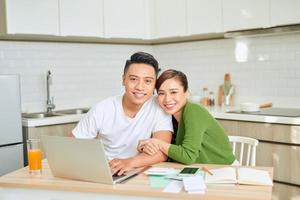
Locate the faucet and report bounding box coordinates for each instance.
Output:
[46,70,55,112]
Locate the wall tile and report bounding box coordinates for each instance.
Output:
[0,41,152,112]
[154,33,300,108]
[1,33,300,112]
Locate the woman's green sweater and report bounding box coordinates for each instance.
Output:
[168,101,235,165]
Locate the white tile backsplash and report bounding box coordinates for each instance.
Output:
[0,41,152,112]
[153,33,300,108]
[1,33,300,112]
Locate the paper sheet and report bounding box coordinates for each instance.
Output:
[183,176,206,194]
[163,180,183,193]
[238,168,273,186]
[205,167,237,184]
[149,175,170,188]
[144,167,177,176]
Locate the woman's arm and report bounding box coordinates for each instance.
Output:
[167,105,209,165]
[138,138,170,155]
[138,103,217,166]
[140,105,210,165]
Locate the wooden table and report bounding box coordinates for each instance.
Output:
[0,160,273,200]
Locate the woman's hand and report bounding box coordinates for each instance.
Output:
[138,138,163,155]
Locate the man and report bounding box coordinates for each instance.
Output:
[72,52,173,175]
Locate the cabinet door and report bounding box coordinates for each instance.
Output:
[150,0,186,38]
[186,0,222,35]
[103,0,147,39]
[5,0,59,35]
[273,182,300,200]
[257,142,300,185]
[59,0,104,37]
[222,0,269,31]
[25,123,77,162]
[270,0,300,26]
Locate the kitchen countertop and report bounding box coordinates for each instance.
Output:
[210,107,300,125]
[22,114,84,127]
[22,106,300,127]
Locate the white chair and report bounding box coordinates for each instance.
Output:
[228,136,259,166]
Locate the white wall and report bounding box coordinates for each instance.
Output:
[154,33,300,108]
[0,33,300,112]
[0,41,152,112]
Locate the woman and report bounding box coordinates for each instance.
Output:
[138,69,235,165]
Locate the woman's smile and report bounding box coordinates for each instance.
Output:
[157,78,188,119]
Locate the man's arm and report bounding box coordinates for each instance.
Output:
[109,130,172,175]
[130,130,172,165]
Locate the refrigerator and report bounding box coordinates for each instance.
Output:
[0,75,24,176]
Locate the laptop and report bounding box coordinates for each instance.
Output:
[41,135,139,184]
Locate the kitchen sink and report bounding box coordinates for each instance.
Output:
[55,108,89,115]
[22,108,89,119]
[22,112,63,119]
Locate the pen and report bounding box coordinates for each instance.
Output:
[202,166,213,176]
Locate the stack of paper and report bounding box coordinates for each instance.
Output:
[182,175,206,194]
[163,175,206,194]
[145,167,177,189]
[163,180,183,193]
[149,176,170,188]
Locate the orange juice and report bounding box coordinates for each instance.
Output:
[28,149,42,171]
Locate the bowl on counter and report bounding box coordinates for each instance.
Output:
[240,103,260,112]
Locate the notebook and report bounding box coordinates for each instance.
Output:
[205,167,273,186]
[41,135,139,185]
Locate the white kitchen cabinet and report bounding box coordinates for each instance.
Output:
[222,0,269,32]
[270,0,300,26]
[186,0,222,35]
[4,0,59,35]
[59,0,104,37]
[103,0,147,39]
[150,0,186,38]
[3,0,300,42]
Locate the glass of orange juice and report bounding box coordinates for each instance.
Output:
[27,139,42,175]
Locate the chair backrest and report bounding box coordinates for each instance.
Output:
[228,136,259,166]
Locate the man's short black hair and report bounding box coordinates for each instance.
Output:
[123,52,160,76]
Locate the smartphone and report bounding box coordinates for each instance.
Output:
[178,167,199,177]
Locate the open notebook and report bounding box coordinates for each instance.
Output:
[205,167,273,186]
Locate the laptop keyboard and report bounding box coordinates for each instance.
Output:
[112,174,126,181]
[112,171,139,183]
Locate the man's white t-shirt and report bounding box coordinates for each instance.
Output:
[72,95,173,160]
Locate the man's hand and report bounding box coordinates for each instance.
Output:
[109,158,134,176]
